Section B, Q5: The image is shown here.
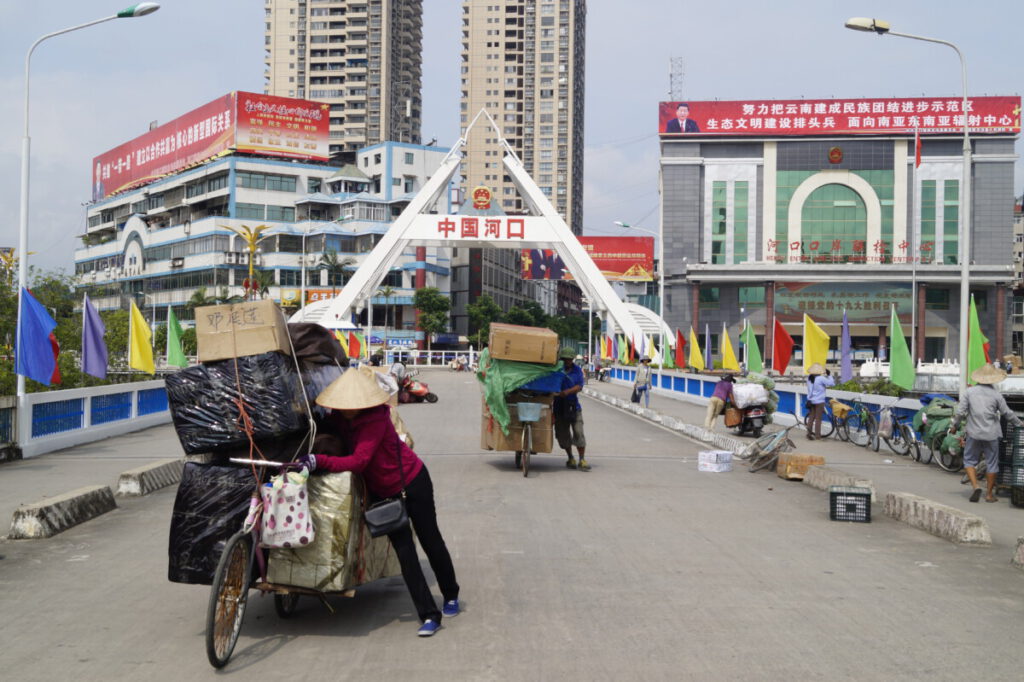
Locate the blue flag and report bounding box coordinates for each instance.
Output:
[16,288,58,385]
[840,309,853,382]
[81,294,108,379]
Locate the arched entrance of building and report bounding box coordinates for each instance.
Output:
[787,170,882,262]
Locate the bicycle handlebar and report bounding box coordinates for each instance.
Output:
[229,458,305,469]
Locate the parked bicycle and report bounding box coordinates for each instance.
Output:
[802,401,835,439]
[838,399,879,447]
[875,409,921,460]
[736,419,802,473]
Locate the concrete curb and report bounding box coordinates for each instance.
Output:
[583,387,745,453]
[803,466,877,502]
[883,491,992,545]
[1012,537,1024,569]
[8,485,117,539]
[116,458,185,497]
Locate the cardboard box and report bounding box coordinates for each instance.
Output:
[488,323,559,364]
[481,393,554,453]
[195,299,291,362]
[776,452,826,480]
[698,450,733,473]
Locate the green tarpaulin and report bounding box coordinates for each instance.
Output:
[476,348,560,435]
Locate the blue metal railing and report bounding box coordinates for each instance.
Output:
[91,392,132,425]
[137,388,169,416]
[0,407,13,442]
[32,399,85,438]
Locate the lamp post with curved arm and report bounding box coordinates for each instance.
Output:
[614,220,665,364]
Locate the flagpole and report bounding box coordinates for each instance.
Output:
[910,127,918,365]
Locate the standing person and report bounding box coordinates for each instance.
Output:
[805,363,835,440]
[299,370,460,637]
[703,374,735,435]
[951,363,1022,503]
[554,347,589,471]
[634,356,653,408]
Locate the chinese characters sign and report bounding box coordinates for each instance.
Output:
[765,238,945,265]
[92,91,329,200]
[659,96,1021,137]
[775,282,912,324]
[522,237,655,281]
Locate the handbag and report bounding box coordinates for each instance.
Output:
[260,467,315,549]
[363,430,410,538]
[630,387,641,403]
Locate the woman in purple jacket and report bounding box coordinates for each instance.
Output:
[299,369,459,638]
[704,374,735,430]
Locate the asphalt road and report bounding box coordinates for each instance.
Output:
[1,370,1022,681]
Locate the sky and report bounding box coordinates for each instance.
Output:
[0,0,1021,274]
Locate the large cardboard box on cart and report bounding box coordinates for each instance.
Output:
[481,392,554,453]
[267,471,401,591]
[488,323,559,364]
[195,299,291,363]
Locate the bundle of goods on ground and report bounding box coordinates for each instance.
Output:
[477,323,562,453]
[913,395,964,460]
[166,300,399,590]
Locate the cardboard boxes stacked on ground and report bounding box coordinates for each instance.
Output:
[166,299,400,590]
[479,323,561,454]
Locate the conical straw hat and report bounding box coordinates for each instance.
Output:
[806,363,826,376]
[316,368,390,410]
[971,363,1007,385]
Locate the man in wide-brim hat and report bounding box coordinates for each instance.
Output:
[951,363,1022,503]
[805,363,835,440]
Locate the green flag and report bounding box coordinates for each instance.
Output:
[967,294,987,384]
[740,321,763,374]
[888,305,915,390]
[166,305,189,368]
[663,339,676,369]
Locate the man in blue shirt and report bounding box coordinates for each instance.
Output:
[554,347,589,471]
[805,363,835,440]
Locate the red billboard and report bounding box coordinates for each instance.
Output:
[658,96,1021,137]
[92,92,330,200]
[522,236,655,281]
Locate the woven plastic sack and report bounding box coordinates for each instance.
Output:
[732,383,768,409]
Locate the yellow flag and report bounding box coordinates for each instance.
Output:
[721,323,740,371]
[689,326,705,371]
[128,301,155,374]
[334,330,349,355]
[803,313,830,372]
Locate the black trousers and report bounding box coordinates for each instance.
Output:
[379,466,459,624]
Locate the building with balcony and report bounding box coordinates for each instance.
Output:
[264,0,423,155]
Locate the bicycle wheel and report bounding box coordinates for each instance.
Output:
[835,418,850,442]
[274,593,300,619]
[206,531,253,669]
[739,431,781,460]
[750,451,780,473]
[935,446,961,472]
[846,411,870,446]
[903,425,922,462]
[521,424,531,478]
[886,427,911,456]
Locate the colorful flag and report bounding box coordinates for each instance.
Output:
[663,337,676,369]
[740,321,763,374]
[15,288,58,385]
[802,314,830,373]
[166,305,188,368]
[128,301,155,374]
[772,318,794,374]
[629,335,636,364]
[889,305,915,390]
[721,323,740,371]
[48,332,62,385]
[840,309,853,383]
[675,328,686,369]
[689,326,705,371]
[967,295,987,383]
[81,294,107,379]
[335,330,350,355]
[349,331,362,359]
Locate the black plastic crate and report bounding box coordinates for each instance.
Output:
[1003,464,1024,487]
[829,486,872,523]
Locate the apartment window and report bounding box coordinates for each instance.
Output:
[280,270,301,286]
[266,205,295,222]
[404,152,414,164]
[308,177,322,193]
[236,203,265,220]
[699,287,720,309]
[374,153,381,164]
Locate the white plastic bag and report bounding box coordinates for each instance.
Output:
[877,407,894,440]
[260,468,315,549]
[732,383,769,409]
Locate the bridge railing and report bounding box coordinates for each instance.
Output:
[10,380,171,459]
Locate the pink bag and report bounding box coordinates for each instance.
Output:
[260,468,315,549]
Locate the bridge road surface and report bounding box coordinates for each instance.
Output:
[1,371,1022,681]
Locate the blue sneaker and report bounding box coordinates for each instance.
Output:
[417,619,441,637]
[442,599,460,617]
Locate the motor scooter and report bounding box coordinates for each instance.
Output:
[595,366,611,382]
[734,404,767,437]
[397,369,438,403]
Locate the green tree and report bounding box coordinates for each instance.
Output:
[466,294,503,348]
[521,300,548,327]
[503,306,533,326]
[412,287,450,352]
[377,285,397,343]
[187,287,217,311]
[253,269,274,299]
[319,249,357,296]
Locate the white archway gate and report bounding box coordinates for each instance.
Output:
[321,111,652,347]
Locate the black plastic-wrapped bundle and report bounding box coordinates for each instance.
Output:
[168,462,256,585]
[300,361,344,417]
[166,351,308,455]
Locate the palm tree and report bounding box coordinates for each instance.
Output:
[377,285,396,346]
[253,270,274,299]
[187,287,217,311]
[319,249,357,297]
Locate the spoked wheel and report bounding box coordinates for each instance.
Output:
[750,452,780,473]
[846,413,871,447]
[885,428,911,457]
[274,593,301,619]
[206,531,253,669]
[836,419,850,442]
[935,447,962,472]
[903,426,922,462]
[514,451,523,471]
[520,425,532,477]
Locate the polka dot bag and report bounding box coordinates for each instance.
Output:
[260,467,315,549]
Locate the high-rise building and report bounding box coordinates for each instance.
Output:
[451,0,587,334]
[264,0,424,156]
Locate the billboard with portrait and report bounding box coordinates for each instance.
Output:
[522,236,655,281]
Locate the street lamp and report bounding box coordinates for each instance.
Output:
[225,224,270,300]
[614,220,665,365]
[300,214,353,320]
[845,17,972,397]
[16,3,160,402]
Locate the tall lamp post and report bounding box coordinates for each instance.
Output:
[844,16,972,397]
[16,3,160,403]
[614,220,666,364]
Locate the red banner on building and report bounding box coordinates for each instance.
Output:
[92,92,330,200]
[658,96,1021,137]
[522,236,655,281]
